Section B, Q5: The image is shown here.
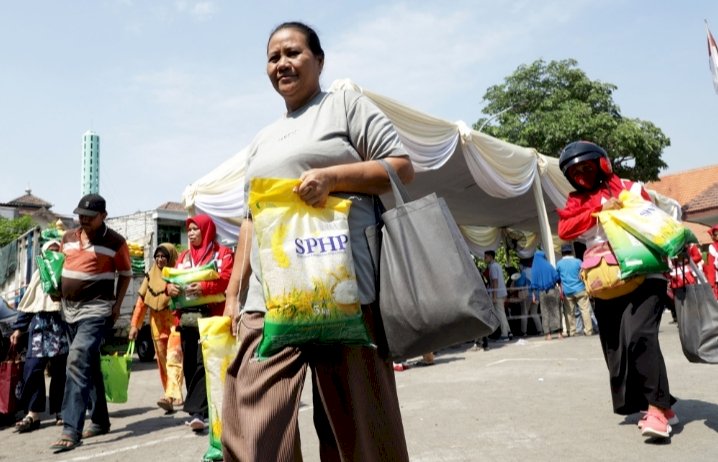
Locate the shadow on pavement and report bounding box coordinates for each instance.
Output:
[84,414,186,446]
[110,406,155,418]
[618,397,718,437]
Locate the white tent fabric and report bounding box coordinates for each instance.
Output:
[182,79,577,258]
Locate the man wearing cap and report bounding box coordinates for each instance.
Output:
[555,243,594,336]
[50,194,132,453]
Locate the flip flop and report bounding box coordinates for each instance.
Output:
[82,425,110,439]
[50,437,82,453]
[15,415,41,433]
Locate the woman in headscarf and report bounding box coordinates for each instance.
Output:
[10,240,68,432]
[558,140,676,440]
[707,224,718,298]
[128,243,179,412]
[529,250,562,340]
[166,215,233,432]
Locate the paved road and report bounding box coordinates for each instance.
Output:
[1,316,717,461]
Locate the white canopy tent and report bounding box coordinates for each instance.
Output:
[181,79,604,263]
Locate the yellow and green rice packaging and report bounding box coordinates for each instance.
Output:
[198,316,238,461]
[605,190,697,258]
[249,177,371,359]
[162,261,226,310]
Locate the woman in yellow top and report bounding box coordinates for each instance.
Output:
[128,243,180,411]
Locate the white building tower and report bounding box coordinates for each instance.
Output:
[81,130,100,195]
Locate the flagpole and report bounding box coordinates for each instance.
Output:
[706,19,718,95]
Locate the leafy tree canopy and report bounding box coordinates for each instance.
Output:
[474,59,670,182]
[0,215,34,247]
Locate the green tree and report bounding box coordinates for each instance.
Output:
[0,215,34,246]
[474,59,670,182]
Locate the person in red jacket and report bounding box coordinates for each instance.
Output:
[707,224,718,298]
[557,141,677,441]
[166,214,233,432]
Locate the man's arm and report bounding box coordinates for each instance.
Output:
[112,274,132,323]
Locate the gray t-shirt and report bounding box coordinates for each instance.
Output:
[241,89,406,312]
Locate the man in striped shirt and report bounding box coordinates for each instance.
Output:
[51,194,132,453]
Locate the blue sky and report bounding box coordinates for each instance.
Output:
[1,0,717,217]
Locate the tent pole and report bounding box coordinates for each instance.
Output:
[532,174,555,266]
[532,173,568,335]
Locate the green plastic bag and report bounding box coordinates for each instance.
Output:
[100,340,134,404]
[35,250,64,297]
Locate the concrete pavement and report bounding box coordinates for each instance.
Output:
[1,315,717,461]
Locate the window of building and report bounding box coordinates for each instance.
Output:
[157,224,181,245]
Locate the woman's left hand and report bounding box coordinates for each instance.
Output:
[294,168,335,207]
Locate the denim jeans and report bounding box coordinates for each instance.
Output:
[61,316,110,441]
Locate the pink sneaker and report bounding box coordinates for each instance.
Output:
[640,410,672,438]
[393,362,408,372]
[638,408,679,429]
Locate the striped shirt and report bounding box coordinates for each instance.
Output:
[61,224,132,322]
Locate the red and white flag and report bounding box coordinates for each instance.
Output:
[707,22,718,94]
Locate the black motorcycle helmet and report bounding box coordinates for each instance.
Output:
[558,141,612,190]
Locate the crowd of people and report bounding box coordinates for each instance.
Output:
[4,20,718,461]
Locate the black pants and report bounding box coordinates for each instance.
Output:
[594,279,676,415]
[180,326,207,418]
[20,355,67,414]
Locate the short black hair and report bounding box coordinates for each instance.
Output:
[484,250,496,258]
[268,21,324,60]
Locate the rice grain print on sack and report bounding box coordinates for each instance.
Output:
[249,178,371,359]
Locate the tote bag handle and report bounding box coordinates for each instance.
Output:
[377,159,411,206]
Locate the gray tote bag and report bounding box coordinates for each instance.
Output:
[674,260,718,364]
[371,160,498,361]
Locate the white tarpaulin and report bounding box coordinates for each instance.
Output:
[182,79,579,259]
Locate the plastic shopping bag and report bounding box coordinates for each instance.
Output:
[198,316,239,461]
[0,356,23,414]
[604,190,697,258]
[163,261,226,310]
[249,178,371,359]
[165,327,184,402]
[579,242,645,300]
[35,250,64,297]
[100,340,134,404]
[597,212,669,278]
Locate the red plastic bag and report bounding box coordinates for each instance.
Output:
[0,358,23,414]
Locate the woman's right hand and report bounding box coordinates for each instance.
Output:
[9,329,21,347]
[128,326,138,340]
[166,283,180,297]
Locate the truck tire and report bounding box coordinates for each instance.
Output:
[136,325,155,362]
